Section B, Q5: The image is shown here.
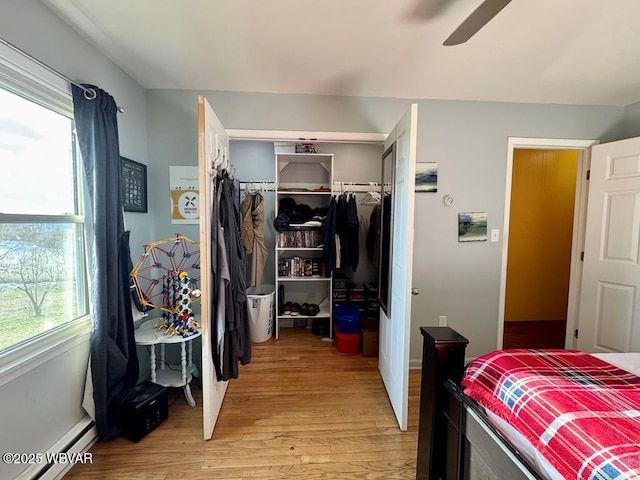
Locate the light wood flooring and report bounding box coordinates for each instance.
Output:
[66,328,421,479]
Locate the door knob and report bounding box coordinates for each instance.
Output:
[411,288,419,296]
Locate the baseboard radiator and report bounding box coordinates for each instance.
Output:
[15,416,97,480]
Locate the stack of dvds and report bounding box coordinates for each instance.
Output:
[276,229,322,248]
[277,257,323,277]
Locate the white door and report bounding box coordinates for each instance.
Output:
[198,95,229,439]
[577,136,640,353]
[379,104,418,430]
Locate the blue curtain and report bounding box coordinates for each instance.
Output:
[72,85,139,439]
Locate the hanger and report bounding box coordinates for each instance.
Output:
[360,182,381,206]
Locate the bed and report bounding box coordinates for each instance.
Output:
[415,327,640,480]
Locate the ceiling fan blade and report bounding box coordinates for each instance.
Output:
[443,0,512,46]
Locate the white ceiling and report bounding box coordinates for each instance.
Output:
[42,0,640,106]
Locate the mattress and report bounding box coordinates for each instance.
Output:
[479,352,640,480]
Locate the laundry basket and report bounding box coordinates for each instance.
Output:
[246,285,275,343]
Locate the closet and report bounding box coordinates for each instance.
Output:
[198,96,418,438]
[231,141,384,340]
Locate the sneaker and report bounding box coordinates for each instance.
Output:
[283,301,292,316]
[309,304,320,316]
[291,303,300,316]
[300,303,310,316]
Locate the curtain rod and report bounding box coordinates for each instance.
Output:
[0,37,125,113]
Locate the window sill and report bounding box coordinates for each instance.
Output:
[0,316,92,388]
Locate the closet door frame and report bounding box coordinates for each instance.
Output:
[227,130,386,144]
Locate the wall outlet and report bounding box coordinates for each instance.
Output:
[439,315,447,326]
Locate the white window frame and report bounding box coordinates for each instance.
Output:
[0,44,92,386]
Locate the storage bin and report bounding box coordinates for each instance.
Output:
[363,282,378,297]
[334,324,361,353]
[349,289,365,301]
[333,289,347,301]
[333,278,348,290]
[334,304,362,334]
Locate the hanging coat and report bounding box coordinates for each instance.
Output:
[219,176,251,381]
[240,193,255,254]
[366,203,381,268]
[211,181,229,381]
[323,196,337,275]
[240,192,269,287]
[346,193,360,271]
[336,193,348,267]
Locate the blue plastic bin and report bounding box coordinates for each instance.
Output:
[334,304,362,334]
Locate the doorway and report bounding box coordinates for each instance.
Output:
[503,148,578,348]
[497,138,598,350]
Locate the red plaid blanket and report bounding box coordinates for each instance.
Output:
[462,350,640,480]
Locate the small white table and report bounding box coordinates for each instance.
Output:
[134,319,202,407]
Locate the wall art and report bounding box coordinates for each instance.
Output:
[458,211,487,242]
[170,166,199,224]
[121,157,147,213]
[415,162,438,192]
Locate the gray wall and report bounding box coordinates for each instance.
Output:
[146,89,628,363]
[411,100,624,360]
[622,100,640,138]
[0,1,148,478]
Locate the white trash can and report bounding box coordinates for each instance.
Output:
[246,285,275,343]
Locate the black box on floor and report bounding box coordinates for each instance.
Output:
[112,381,168,442]
[312,318,330,336]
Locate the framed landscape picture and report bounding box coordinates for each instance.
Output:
[121,157,148,213]
[415,162,438,192]
[458,212,487,242]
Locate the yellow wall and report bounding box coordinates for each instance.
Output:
[505,149,579,322]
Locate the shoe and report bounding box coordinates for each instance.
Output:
[300,303,310,316]
[309,304,320,316]
[291,303,300,316]
[283,302,292,316]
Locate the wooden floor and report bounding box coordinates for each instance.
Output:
[503,320,567,349]
[66,328,421,479]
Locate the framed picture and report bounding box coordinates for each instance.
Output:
[458,212,487,242]
[415,162,438,192]
[121,157,147,213]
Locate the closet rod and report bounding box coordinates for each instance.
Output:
[239,181,276,191]
[0,37,125,113]
[332,181,390,193]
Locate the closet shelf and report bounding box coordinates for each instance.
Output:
[275,151,334,340]
[277,303,331,319]
[276,190,332,196]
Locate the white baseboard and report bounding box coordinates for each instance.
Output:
[409,359,422,369]
[15,416,97,480]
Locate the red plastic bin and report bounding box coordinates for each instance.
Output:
[334,324,361,353]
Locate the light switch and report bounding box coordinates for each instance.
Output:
[491,229,500,242]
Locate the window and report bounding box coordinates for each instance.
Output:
[0,52,89,356]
